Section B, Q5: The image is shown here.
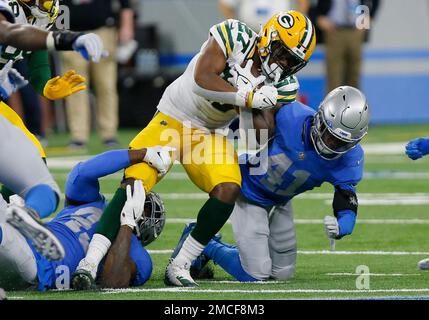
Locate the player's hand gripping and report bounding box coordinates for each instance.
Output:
[0,61,28,100]
[121,180,146,229]
[73,33,109,63]
[405,138,429,160]
[43,70,86,100]
[143,146,175,178]
[324,215,340,240]
[229,60,266,92]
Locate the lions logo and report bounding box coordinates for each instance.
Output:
[278,13,295,29]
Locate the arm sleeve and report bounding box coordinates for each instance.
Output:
[27,50,51,95]
[129,235,153,286]
[65,149,131,203]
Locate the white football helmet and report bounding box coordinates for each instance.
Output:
[136,191,166,246]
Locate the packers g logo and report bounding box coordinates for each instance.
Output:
[278,13,295,29]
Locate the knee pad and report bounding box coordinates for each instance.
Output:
[271,263,296,281]
[242,257,272,281]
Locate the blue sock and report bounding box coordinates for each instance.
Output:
[204,240,258,282]
[25,184,58,219]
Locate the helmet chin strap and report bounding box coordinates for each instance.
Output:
[261,55,282,82]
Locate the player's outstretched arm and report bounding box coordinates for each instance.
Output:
[100,181,146,288]
[0,14,107,62]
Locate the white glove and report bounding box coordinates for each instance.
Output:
[229,60,266,91]
[324,215,340,239]
[73,34,109,63]
[121,180,146,229]
[237,85,278,110]
[143,146,175,178]
[0,61,29,100]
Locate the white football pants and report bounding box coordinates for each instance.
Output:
[230,195,297,281]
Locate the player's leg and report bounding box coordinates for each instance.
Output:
[0,115,63,260]
[165,132,242,286]
[268,201,297,280]
[0,223,38,290]
[72,112,180,289]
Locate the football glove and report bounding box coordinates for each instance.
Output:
[121,180,146,229]
[229,60,266,92]
[43,70,86,100]
[405,138,429,160]
[324,215,339,240]
[73,33,109,63]
[143,146,175,178]
[0,61,28,100]
[237,85,278,110]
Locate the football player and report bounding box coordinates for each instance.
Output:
[72,10,316,289]
[0,147,167,291]
[186,86,369,282]
[405,137,429,270]
[0,0,107,261]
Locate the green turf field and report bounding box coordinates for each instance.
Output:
[5,124,429,300]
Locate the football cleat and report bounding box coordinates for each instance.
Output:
[164,258,198,287]
[190,233,222,279]
[71,259,98,290]
[6,205,65,261]
[164,222,198,287]
[418,258,429,270]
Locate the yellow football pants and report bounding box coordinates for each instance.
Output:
[125,112,241,193]
[0,102,46,158]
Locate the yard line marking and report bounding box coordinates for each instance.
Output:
[102,288,429,294]
[166,218,429,225]
[324,198,429,206]
[146,249,429,256]
[326,273,421,277]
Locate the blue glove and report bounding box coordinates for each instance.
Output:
[0,61,29,100]
[337,210,356,238]
[405,138,429,160]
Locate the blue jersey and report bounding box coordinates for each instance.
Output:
[28,150,152,291]
[240,102,364,208]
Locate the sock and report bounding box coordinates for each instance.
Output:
[204,240,258,282]
[25,184,58,219]
[175,235,205,267]
[83,234,111,268]
[95,187,127,241]
[191,197,235,245]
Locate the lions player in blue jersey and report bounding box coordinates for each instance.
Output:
[181,86,370,282]
[405,137,429,270]
[0,147,167,291]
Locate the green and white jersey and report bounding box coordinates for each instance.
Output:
[0,0,52,65]
[157,19,298,130]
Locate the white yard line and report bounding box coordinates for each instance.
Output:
[147,249,429,256]
[326,273,421,277]
[102,288,429,294]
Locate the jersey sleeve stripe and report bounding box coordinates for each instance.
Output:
[225,21,235,53]
[215,24,230,58]
[220,23,233,58]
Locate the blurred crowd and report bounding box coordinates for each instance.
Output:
[5,0,379,150]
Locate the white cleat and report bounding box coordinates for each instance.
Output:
[418,258,429,270]
[6,205,65,261]
[164,258,198,287]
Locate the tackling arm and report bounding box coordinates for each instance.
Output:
[99,225,137,288]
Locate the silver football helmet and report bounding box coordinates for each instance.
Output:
[136,191,166,247]
[310,86,369,160]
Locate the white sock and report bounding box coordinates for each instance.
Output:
[174,235,205,267]
[82,234,111,268]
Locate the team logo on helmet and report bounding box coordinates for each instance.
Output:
[278,13,295,29]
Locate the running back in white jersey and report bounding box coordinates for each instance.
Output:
[157,19,261,131]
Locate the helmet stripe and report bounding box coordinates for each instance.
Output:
[301,16,314,49]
